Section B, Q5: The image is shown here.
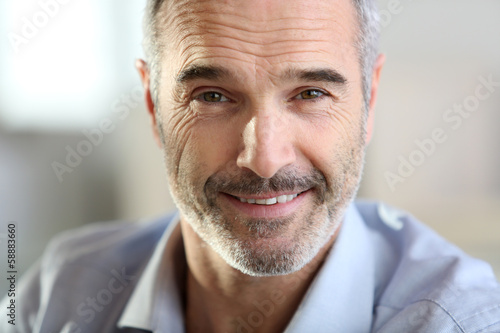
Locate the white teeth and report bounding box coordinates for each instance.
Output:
[237,193,300,205]
[265,197,277,205]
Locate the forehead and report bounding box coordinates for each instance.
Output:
[158,0,359,80]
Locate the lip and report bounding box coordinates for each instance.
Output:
[220,189,311,218]
[229,191,300,200]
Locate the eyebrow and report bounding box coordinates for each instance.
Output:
[282,67,347,85]
[175,64,347,87]
[176,65,230,84]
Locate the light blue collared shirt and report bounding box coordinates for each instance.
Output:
[2,201,500,332]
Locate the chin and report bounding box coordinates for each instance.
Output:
[206,214,340,277]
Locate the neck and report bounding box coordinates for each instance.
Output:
[180,220,337,333]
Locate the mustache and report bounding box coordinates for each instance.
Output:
[204,167,328,200]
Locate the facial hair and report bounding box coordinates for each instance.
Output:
[164,132,366,277]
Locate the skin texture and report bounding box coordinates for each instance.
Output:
[136,0,384,331]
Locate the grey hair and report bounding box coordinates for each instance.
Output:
[141,0,166,106]
[142,0,380,108]
[351,0,381,109]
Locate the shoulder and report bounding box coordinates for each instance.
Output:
[42,213,174,269]
[352,201,500,332]
[0,212,178,333]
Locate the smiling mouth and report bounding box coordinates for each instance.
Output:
[231,193,303,205]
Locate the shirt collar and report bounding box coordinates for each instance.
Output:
[117,213,186,333]
[118,203,376,332]
[284,203,376,332]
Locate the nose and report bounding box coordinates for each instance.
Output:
[236,110,296,179]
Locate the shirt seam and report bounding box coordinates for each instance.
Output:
[460,303,500,321]
[375,299,466,333]
[475,319,500,333]
[415,298,466,333]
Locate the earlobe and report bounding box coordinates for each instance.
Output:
[365,54,386,145]
[135,59,162,148]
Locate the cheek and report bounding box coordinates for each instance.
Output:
[162,108,240,185]
[295,103,365,175]
[192,118,241,173]
[297,123,341,177]
[159,102,199,182]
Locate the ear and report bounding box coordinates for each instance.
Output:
[135,59,162,147]
[365,54,385,145]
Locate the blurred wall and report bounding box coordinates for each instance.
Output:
[360,0,500,276]
[1,0,499,297]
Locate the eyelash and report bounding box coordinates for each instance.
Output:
[193,88,329,104]
[194,91,230,103]
[293,89,327,101]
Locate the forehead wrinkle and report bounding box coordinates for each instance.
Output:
[161,0,358,68]
[162,1,350,48]
[203,31,328,49]
[188,44,331,64]
[160,0,360,92]
[194,0,337,25]
[174,21,334,59]
[176,26,339,66]
[200,16,333,35]
[197,13,340,48]
[170,30,354,82]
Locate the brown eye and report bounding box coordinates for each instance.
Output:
[198,92,229,103]
[296,90,324,100]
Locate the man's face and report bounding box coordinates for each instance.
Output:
[152,0,369,276]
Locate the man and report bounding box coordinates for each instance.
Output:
[2,0,500,332]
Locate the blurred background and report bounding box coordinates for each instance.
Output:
[1,0,499,297]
